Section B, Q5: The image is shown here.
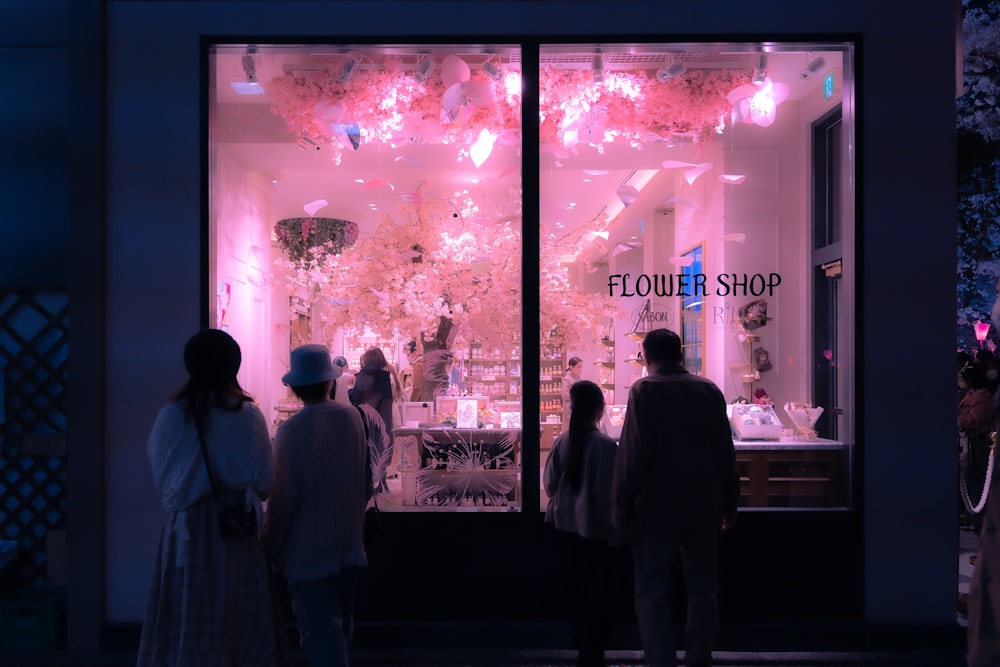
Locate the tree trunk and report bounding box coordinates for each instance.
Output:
[416,316,454,402]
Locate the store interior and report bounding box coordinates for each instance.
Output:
[209,42,852,512]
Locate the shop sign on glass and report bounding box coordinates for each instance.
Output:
[824,73,835,99]
[607,272,782,298]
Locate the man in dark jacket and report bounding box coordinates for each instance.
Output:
[612,328,739,667]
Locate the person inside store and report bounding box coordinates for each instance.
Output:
[543,379,627,667]
[331,355,356,406]
[445,356,465,395]
[611,328,739,667]
[138,328,280,667]
[352,347,399,490]
[403,340,423,401]
[960,359,996,533]
[266,344,369,667]
[561,356,584,425]
[359,346,405,426]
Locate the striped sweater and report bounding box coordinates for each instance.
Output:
[266,400,368,583]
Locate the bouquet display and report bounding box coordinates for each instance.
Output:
[783,402,824,440]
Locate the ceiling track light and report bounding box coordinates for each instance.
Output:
[752,53,768,85]
[592,50,604,84]
[413,56,434,82]
[799,55,827,81]
[338,57,358,84]
[297,136,322,152]
[241,54,257,83]
[656,61,687,82]
[230,52,265,95]
[482,61,503,81]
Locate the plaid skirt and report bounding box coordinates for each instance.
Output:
[137,494,281,667]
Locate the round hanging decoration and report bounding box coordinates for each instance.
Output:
[274,217,359,262]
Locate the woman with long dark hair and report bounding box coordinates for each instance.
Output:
[543,379,624,667]
[138,328,279,666]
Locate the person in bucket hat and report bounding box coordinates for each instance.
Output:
[267,344,369,667]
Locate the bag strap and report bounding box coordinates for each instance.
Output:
[193,411,221,503]
[357,405,378,508]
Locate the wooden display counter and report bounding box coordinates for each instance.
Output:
[734,438,847,508]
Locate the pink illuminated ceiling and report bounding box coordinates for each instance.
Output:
[212,45,843,262]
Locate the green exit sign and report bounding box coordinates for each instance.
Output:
[824,73,835,99]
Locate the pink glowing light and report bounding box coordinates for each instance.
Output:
[975,321,991,348]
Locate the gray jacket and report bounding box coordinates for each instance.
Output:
[544,429,619,542]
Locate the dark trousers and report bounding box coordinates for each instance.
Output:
[631,525,720,667]
[555,530,619,667]
[289,568,359,667]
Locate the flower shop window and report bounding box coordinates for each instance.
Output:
[208,44,525,512]
[537,42,856,511]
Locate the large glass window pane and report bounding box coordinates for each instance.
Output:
[537,43,855,510]
[209,44,523,512]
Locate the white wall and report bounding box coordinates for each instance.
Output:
[716,98,811,409]
[213,148,278,421]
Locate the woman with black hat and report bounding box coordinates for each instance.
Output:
[138,328,279,667]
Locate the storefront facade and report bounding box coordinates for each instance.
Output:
[3,0,960,653]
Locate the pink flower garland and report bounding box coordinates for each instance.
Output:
[265,56,521,163]
[264,55,750,161]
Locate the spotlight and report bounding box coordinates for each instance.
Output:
[230,53,264,95]
[414,57,434,83]
[297,137,322,151]
[592,50,604,84]
[338,57,358,84]
[656,62,686,82]
[482,61,503,81]
[752,54,768,85]
[799,56,827,81]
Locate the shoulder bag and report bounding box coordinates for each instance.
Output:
[194,418,257,540]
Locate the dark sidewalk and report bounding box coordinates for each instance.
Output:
[0,647,971,667]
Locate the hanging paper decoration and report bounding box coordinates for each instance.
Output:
[661,160,713,185]
[440,54,471,88]
[303,200,328,217]
[312,100,346,136]
[612,241,643,256]
[616,184,640,207]
[363,178,394,191]
[442,80,496,125]
[395,155,425,167]
[728,78,790,127]
[340,123,361,150]
[561,106,609,149]
[469,129,498,168]
[392,114,446,146]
